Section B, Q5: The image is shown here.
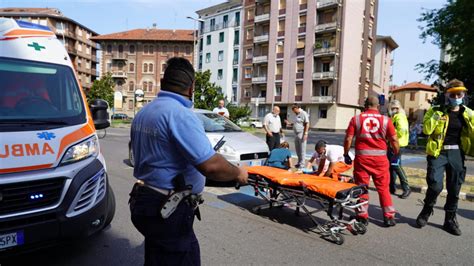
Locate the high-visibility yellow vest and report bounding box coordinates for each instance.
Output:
[423,105,474,157]
[392,113,409,147]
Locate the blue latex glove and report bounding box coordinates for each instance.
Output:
[344,154,352,165]
[390,157,400,166]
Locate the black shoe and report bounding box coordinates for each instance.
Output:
[390,188,396,195]
[443,212,462,236]
[416,205,433,228]
[399,190,411,199]
[383,216,396,227]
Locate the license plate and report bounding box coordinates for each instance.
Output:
[0,231,24,250]
[246,159,264,166]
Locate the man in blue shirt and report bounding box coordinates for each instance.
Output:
[129,57,248,266]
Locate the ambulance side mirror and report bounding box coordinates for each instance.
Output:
[89,99,110,130]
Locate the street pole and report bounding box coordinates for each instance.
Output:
[186,16,204,105]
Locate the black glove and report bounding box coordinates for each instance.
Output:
[344,154,352,165]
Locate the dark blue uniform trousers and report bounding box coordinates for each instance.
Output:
[130,186,200,266]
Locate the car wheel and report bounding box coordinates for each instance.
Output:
[250,124,256,128]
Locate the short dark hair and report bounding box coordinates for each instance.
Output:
[291,104,300,110]
[315,140,327,150]
[161,57,195,92]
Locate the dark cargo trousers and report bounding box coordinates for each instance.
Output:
[423,149,466,212]
[389,149,410,192]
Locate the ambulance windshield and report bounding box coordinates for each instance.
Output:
[0,57,86,131]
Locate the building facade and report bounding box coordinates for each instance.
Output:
[389,82,437,123]
[236,0,378,130]
[196,0,243,104]
[373,35,398,99]
[91,28,194,117]
[0,8,99,90]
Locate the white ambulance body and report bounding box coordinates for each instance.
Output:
[0,18,115,254]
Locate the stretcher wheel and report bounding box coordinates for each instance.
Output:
[354,222,367,235]
[332,232,344,245]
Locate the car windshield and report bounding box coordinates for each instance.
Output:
[0,57,85,131]
[195,112,242,132]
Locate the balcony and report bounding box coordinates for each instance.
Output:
[252,76,267,83]
[295,96,303,102]
[253,55,268,64]
[315,22,338,33]
[312,71,336,80]
[112,53,127,61]
[274,95,282,102]
[313,47,336,56]
[317,0,340,9]
[296,72,304,79]
[311,96,335,103]
[296,49,305,57]
[112,71,127,79]
[251,97,266,104]
[276,52,284,59]
[275,74,283,80]
[255,13,270,23]
[254,34,269,43]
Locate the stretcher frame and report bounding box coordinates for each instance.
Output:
[246,173,369,245]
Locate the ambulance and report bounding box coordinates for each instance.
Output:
[0,19,115,254]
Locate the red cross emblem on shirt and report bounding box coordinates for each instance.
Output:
[363,117,380,133]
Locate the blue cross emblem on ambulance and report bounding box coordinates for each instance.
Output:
[37,132,56,141]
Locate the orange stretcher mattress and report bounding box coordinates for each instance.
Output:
[246,166,359,199]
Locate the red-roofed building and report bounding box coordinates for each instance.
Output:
[389,82,438,122]
[91,27,194,117]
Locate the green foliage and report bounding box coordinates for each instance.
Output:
[227,103,251,123]
[193,70,224,110]
[86,72,115,108]
[417,0,474,108]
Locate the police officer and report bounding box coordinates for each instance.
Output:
[416,79,474,236]
[388,100,411,199]
[344,96,400,227]
[129,57,248,265]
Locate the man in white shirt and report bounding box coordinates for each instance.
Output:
[263,106,283,151]
[289,105,309,168]
[213,99,229,118]
[306,140,354,180]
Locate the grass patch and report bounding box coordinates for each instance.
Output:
[111,119,132,128]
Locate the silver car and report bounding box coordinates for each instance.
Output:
[128,109,269,167]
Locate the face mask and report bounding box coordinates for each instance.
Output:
[448,97,463,106]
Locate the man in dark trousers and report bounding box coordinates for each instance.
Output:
[263,106,283,151]
[130,57,248,265]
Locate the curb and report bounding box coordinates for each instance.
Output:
[368,185,473,202]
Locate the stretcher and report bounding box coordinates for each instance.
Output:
[244,166,369,245]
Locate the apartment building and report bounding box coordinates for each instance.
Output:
[239,0,378,130]
[91,27,194,117]
[196,0,243,103]
[389,82,437,123]
[373,35,398,104]
[0,8,99,90]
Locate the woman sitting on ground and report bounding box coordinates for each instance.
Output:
[266,141,294,169]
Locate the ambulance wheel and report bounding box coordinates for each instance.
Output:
[103,185,116,228]
[332,232,344,245]
[354,222,367,235]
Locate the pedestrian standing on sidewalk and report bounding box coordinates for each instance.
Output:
[263,106,284,151]
[213,99,229,118]
[344,96,400,227]
[388,100,411,199]
[129,57,248,265]
[289,104,310,168]
[416,79,474,236]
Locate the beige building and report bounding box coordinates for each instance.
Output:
[91,28,194,117]
[389,82,437,123]
[237,0,379,130]
[0,7,99,90]
[373,35,398,98]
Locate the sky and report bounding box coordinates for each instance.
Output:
[1,0,447,86]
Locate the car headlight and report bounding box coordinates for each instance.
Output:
[218,143,238,156]
[60,136,99,165]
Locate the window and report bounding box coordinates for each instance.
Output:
[206,35,211,45]
[297,61,304,73]
[322,62,330,72]
[319,108,328,119]
[246,28,253,40]
[205,53,211,63]
[106,62,112,71]
[149,63,154,73]
[233,49,239,64]
[244,67,252,78]
[425,93,429,101]
[234,30,240,45]
[247,8,254,21]
[410,92,416,101]
[117,61,123,70]
[278,20,285,32]
[128,100,133,110]
[161,62,167,73]
[279,0,286,9]
[118,45,123,53]
[143,63,148,73]
[129,45,135,54]
[144,45,149,54]
[148,81,153,92]
[232,87,237,102]
[210,18,216,31]
[149,45,154,54]
[143,82,148,92]
[235,11,240,26]
[320,85,329,96]
[186,46,191,55]
[217,69,223,80]
[246,48,253,59]
[218,50,224,61]
[276,86,282,96]
[199,40,203,51]
[219,32,224,43]
[233,68,238,82]
[129,81,134,92]
[223,15,228,27]
[174,46,179,56]
[77,43,82,52]
[299,15,306,28]
[129,63,135,72]
[162,45,168,54]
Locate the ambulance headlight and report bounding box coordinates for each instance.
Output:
[61,136,99,165]
[218,143,238,157]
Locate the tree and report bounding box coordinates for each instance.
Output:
[193,70,252,123]
[417,0,474,108]
[86,72,115,108]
